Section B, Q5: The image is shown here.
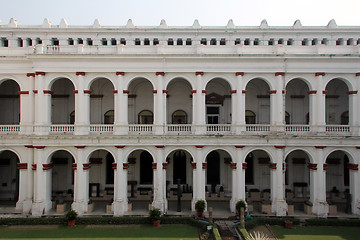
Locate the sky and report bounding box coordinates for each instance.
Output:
[1,0,360,27]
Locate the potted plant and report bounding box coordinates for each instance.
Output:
[235,199,247,217]
[65,209,78,227]
[195,199,206,217]
[149,207,161,227]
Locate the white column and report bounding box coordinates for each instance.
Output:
[152,146,167,212]
[114,72,128,134]
[17,146,33,213]
[311,146,329,217]
[192,146,206,211]
[270,146,287,216]
[234,73,246,134]
[71,146,89,215]
[313,73,326,133]
[32,146,52,216]
[20,74,35,134]
[194,72,206,134]
[154,73,165,134]
[230,146,246,213]
[113,146,128,216]
[34,72,50,135]
[350,151,360,215]
[270,73,285,132]
[348,90,358,135]
[74,72,90,135]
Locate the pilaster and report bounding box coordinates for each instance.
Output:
[230,146,245,213]
[74,72,90,135]
[20,74,35,134]
[154,72,165,134]
[152,146,167,212]
[72,146,88,215]
[192,146,206,211]
[193,72,206,134]
[113,146,128,216]
[271,146,287,216]
[270,72,285,132]
[34,72,50,135]
[114,72,128,134]
[234,72,246,134]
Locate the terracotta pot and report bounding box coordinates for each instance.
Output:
[196,211,203,217]
[153,220,160,227]
[67,220,76,227]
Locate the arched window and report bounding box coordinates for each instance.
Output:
[245,110,256,124]
[172,110,187,124]
[285,111,290,124]
[341,111,349,125]
[104,110,114,124]
[70,111,75,124]
[138,110,153,124]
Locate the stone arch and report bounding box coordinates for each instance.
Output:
[0,79,21,125]
[324,76,355,92]
[0,76,23,91]
[243,76,273,91]
[46,148,77,164]
[165,76,194,90]
[325,78,349,125]
[0,150,20,206]
[285,77,312,90]
[126,76,155,90]
[204,76,234,90]
[47,75,76,91]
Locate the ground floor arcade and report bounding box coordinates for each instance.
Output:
[0,143,359,218]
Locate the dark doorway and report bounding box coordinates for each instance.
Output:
[106,153,114,184]
[245,153,254,184]
[140,151,153,184]
[173,151,186,184]
[207,151,220,192]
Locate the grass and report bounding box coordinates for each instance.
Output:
[271,225,360,240]
[0,224,200,240]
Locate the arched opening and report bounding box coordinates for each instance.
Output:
[138,110,153,124]
[325,79,349,125]
[0,80,20,124]
[245,150,271,214]
[128,78,154,124]
[88,150,114,213]
[0,150,19,208]
[104,110,114,124]
[285,79,310,124]
[285,150,311,214]
[245,79,270,124]
[166,150,193,212]
[205,150,232,213]
[127,150,154,212]
[326,151,351,214]
[205,78,232,124]
[245,110,256,124]
[172,110,187,124]
[89,78,114,124]
[51,78,75,124]
[50,150,74,214]
[166,78,192,124]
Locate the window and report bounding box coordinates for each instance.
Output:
[52,38,59,46]
[18,38,23,47]
[172,110,187,124]
[77,38,83,44]
[207,106,219,124]
[36,38,42,45]
[201,38,207,45]
[177,38,183,45]
[70,111,75,124]
[144,38,150,45]
[287,39,293,45]
[254,38,259,45]
[27,38,33,46]
[312,39,318,45]
[138,110,153,124]
[306,113,309,125]
[302,39,308,46]
[321,38,328,45]
[244,39,250,45]
[220,38,226,45]
[153,38,159,45]
[104,110,114,124]
[68,38,74,45]
[87,38,93,46]
[186,38,192,45]
[278,38,284,44]
[347,38,353,46]
[285,111,290,124]
[168,38,174,45]
[210,38,217,45]
[1,38,9,47]
[336,38,343,45]
[120,38,126,45]
[134,38,140,45]
[235,38,241,45]
[341,111,349,125]
[101,38,107,45]
[245,110,256,124]
[111,38,116,45]
[268,39,274,45]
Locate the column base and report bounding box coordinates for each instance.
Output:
[74,125,90,135]
[32,201,52,217]
[152,199,168,213]
[17,199,32,214]
[272,199,287,216]
[113,199,128,216]
[113,125,128,135]
[312,200,329,217]
[353,199,360,215]
[71,201,88,215]
[194,125,206,135]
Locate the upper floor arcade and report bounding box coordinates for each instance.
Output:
[0,71,358,136]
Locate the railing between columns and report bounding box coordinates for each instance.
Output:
[0,125,20,133]
[89,124,114,132]
[50,125,74,133]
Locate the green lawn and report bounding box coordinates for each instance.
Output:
[0,225,200,240]
[271,225,360,240]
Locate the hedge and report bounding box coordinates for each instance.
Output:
[305,218,360,227]
[245,217,300,230]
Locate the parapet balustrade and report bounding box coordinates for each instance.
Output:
[0,123,355,136]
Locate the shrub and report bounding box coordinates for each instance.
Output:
[65,209,77,221]
[195,200,206,213]
[235,200,247,213]
[149,207,161,222]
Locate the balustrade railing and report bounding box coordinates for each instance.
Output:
[0,125,20,133]
[50,125,74,133]
[90,124,114,132]
[245,124,271,132]
[206,124,231,132]
[325,125,350,133]
[167,124,192,133]
[285,125,310,133]
[128,124,153,133]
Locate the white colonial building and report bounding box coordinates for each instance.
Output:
[0,18,360,218]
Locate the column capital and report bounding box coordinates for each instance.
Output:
[156,72,165,76]
[76,72,85,76]
[18,91,29,95]
[347,91,358,95]
[26,73,35,77]
[195,72,204,76]
[315,72,325,76]
[268,90,277,94]
[307,163,317,170]
[235,72,244,76]
[275,72,285,76]
[16,163,28,170]
[116,72,125,76]
[230,90,237,94]
[308,90,317,94]
[35,72,46,76]
[269,162,277,169]
[315,146,326,149]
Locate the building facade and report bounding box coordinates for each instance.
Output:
[0,18,359,217]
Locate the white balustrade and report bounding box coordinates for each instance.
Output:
[167,124,192,133]
[90,124,114,132]
[128,124,153,133]
[0,125,20,133]
[285,125,310,133]
[245,124,271,132]
[326,125,350,133]
[50,125,74,133]
[206,124,231,132]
